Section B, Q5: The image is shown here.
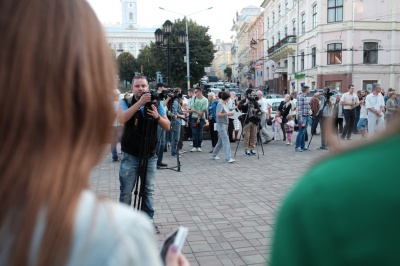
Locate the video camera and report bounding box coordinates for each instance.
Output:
[246,95,256,102]
[143,89,183,101]
[323,88,334,100]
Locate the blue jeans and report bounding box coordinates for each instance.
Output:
[170,119,181,156]
[156,126,166,164]
[295,116,310,149]
[212,123,232,162]
[191,118,205,148]
[119,152,156,219]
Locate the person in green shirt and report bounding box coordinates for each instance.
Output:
[188,88,208,152]
[270,118,400,266]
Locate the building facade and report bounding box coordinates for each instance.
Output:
[248,13,265,87]
[105,0,155,58]
[211,40,232,80]
[261,0,400,94]
[231,6,262,87]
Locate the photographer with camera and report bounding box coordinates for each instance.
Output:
[316,88,334,150]
[167,88,185,157]
[155,83,168,168]
[238,89,261,156]
[117,76,170,233]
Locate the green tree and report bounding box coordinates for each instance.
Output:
[117,52,138,88]
[224,66,232,79]
[137,45,163,86]
[136,18,215,93]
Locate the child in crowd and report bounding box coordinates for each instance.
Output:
[285,114,295,145]
[272,110,283,141]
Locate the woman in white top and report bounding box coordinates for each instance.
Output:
[357,90,369,139]
[0,1,188,266]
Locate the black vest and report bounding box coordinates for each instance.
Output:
[121,97,159,157]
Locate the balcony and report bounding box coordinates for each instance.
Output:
[267,35,297,61]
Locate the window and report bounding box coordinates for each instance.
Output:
[278,5,281,18]
[311,47,316,67]
[129,3,133,8]
[267,17,270,28]
[285,0,288,12]
[272,37,275,45]
[267,41,270,48]
[118,43,123,50]
[129,12,133,20]
[328,0,343,23]
[293,20,296,35]
[301,13,305,34]
[284,26,288,36]
[278,31,281,41]
[273,12,275,23]
[292,56,295,73]
[301,52,304,70]
[284,60,288,68]
[313,5,318,28]
[363,42,378,64]
[327,43,342,64]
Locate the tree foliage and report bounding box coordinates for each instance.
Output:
[117,52,138,86]
[136,18,215,93]
[224,66,232,78]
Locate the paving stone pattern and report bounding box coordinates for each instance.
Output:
[90,129,362,266]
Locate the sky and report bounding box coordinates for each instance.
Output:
[86,0,263,43]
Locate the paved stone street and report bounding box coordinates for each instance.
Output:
[90,129,362,266]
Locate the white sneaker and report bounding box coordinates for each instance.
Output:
[190,148,198,152]
[197,148,202,152]
[226,159,235,163]
[286,142,290,145]
[213,156,220,160]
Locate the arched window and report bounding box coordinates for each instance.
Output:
[129,12,133,20]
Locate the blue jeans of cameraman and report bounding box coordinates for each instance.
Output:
[156,125,166,164]
[191,118,205,149]
[119,152,156,219]
[170,118,181,156]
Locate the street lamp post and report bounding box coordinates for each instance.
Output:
[154,21,186,86]
[159,7,213,91]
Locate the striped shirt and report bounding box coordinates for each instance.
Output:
[297,94,310,119]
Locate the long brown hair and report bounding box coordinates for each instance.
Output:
[0,0,115,265]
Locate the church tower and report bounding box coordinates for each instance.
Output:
[121,0,137,29]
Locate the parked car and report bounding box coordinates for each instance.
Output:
[216,82,225,90]
[224,82,231,88]
[265,93,285,99]
[266,98,285,125]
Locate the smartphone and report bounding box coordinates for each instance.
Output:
[160,226,188,265]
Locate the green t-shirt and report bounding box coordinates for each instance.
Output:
[190,96,208,119]
[270,135,400,266]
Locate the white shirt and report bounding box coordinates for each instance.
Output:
[340,92,359,110]
[113,100,120,127]
[365,93,385,111]
[258,98,269,113]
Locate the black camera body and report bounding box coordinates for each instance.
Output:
[323,88,334,100]
[246,95,256,102]
[143,91,162,101]
[162,89,182,100]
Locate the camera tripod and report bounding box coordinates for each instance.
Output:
[157,100,181,172]
[234,102,264,159]
[133,114,156,212]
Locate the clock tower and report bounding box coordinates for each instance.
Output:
[121,0,137,29]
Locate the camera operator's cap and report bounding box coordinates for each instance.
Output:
[155,83,167,89]
[246,88,253,95]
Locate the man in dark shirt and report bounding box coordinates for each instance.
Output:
[309,92,320,135]
[238,89,261,156]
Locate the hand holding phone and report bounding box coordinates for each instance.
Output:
[160,227,188,265]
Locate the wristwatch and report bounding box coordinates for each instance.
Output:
[155,115,160,122]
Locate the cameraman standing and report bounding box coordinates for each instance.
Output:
[238,89,260,156]
[340,85,359,140]
[117,76,170,233]
[317,89,334,150]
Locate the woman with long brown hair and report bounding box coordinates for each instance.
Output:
[0,0,188,265]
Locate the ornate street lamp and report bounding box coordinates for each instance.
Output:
[154,20,186,86]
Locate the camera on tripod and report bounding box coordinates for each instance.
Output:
[323,88,334,100]
[162,89,183,100]
[246,95,256,102]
